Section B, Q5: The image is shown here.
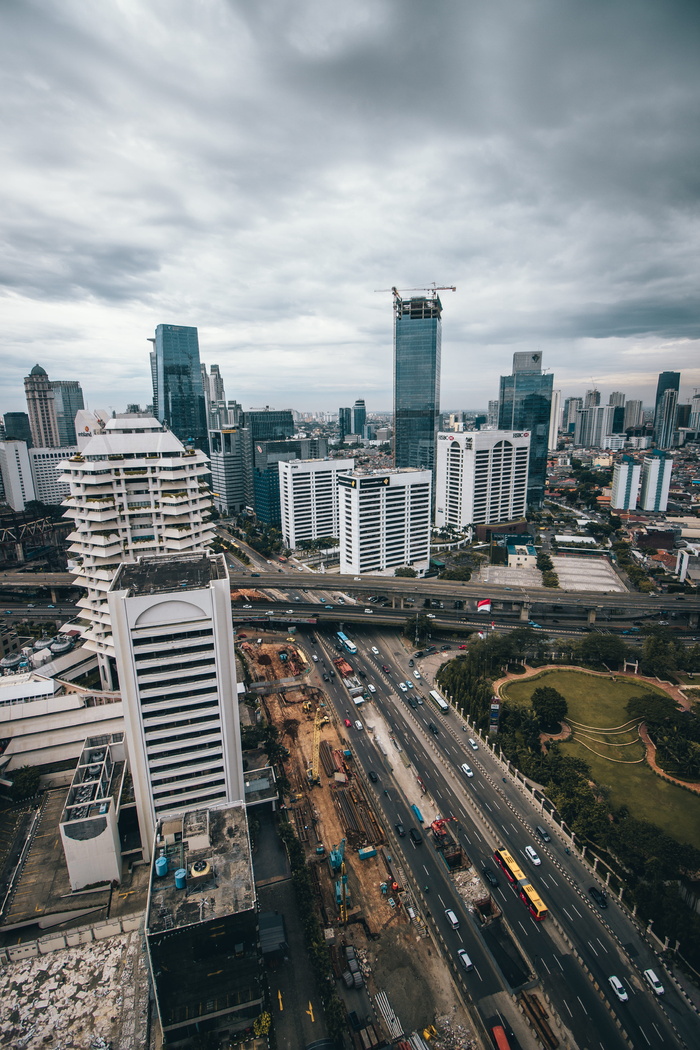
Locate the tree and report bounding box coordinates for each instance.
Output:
[394,566,417,577]
[403,613,432,645]
[578,633,626,668]
[531,686,568,731]
[440,566,471,581]
[10,766,41,801]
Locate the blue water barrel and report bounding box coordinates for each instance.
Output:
[155,856,168,878]
[174,868,187,890]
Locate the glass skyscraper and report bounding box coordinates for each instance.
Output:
[51,380,85,446]
[498,352,553,508]
[150,324,209,452]
[653,371,680,446]
[393,294,441,471]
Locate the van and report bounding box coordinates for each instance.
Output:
[643,969,664,996]
[457,949,473,972]
[460,763,474,778]
[525,845,541,865]
[409,828,422,845]
[445,908,460,930]
[468,738,479,751]
[535,825,551,842]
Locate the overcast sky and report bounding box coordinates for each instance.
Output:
[2,0,699,418]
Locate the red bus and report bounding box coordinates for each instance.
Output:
[491,1025,512,1050]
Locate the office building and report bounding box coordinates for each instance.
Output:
[584,388,601,409]
[338,406,352,441]
[249,438,328,526]
[610,456,641,510]
[61,415,214,690]
[611,405,626,433]
[279,457,353,549]
[548,389,562,451]
[623,400,644,430]
[574,405,615,448]
[435,430,530,530]
[689,394,700,431]
[393,292,442,471]
[639,450,673,512]
[608,391,626,407]
[653,371,680,436]
[655,387,678,449]
[0,440,35,511]
[676,404,691,429]
[563,397,583,434]
[498,352,553,507]
[108,552,245,854]
[487,400,499,427]
[146,804,261,1045]
[209,363,226,403]
[149,324,209,451]
[244,408,295,443]
[352,399,367,437]
[25,364,60,448]
[51,380,85,446]
[3,412,33,447]
[29,446,77,504]
[209,427,247,516]
[74,408,111,451]
[339,467,432,576]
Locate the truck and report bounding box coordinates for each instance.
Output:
[333,656,354,677]
[430,817,467,871]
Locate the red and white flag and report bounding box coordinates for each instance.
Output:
[477,599,491,613]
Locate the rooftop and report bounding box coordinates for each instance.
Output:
[112,552,226,596]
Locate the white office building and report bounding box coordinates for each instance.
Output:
[435,430,530,529]
[639,450,673,512]
[108,552,244,857]
[0,440,35,511]
[548,390,562,451]
[279,457,353,549]
[61,416,214,690]
[610,455,641,510]
[29,446,77,504]
[339,468,432,576]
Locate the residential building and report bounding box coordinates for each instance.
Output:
[339,467,432,576]
[393,292,442,471]
[498,352,553,507]
[352,399,367,436]
[145,804,261,1045]
[279,457,353,548]
[610,455,641,510]
[584,388,601,409]
[29,446,77,504]
[3,412,33,447]
[608,391,626,407]
[25,364,60,448]
[434,430,530,530]
[61,415,214,690]
[548,389,562,451]
[51,380,85,446]
[209,427,247,516]
[563,397,583,433]
[0,440,35,511]
[108,552,245,854]
[623,400,644,430]
[653,371,680,437]
[149,324,209,452]
[574,405,615,447]
[655,387,678,449]
[639,450,673,512]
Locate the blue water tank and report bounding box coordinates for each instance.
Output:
[174,868,187,890]
[155,856,168,878]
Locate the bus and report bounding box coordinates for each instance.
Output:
[490,1025,512,1050]
[429,689,449,713]
[336,631,357,656]
[493,848,548,921]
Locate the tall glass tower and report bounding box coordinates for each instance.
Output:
[653,371,680,445]
[393,293,442,470]
[150,324,209,452]
[498,352,553,508]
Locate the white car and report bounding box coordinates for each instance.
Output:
[354,720,363,731]
[312,655,318,662]
[457,949,473,971]
[371,646,379,655]
[243,604,252,609]
[525,846,541,866]
[608,975,628,1002]
[367,684,376,694]
[460,763,474,778]
[468,738,479,750]
[399,682,408,692]
[364,608,373,614]
[413,670,421,679]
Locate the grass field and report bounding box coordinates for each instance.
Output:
[500,670,700,850]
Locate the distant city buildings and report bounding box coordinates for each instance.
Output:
[623,400,644,430]
[548,389,562,451]
[434,430,530,529]
[149,324,209,451]
[51,380,85,446]
[279,457,352,548]
[339,467,432,576]
[574,405,615,448]
[393,292,442,472]
[498,351,553,508]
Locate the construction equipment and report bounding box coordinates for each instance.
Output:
[307,707,325,785]
[375,285,456,299]
[328,838,346,874]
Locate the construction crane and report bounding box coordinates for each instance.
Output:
[375,284,456,301]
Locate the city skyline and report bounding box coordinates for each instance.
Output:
[1,3,699,414]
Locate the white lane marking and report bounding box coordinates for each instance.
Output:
[423,865,430,876]
[563,999,573,1017]
[571,904,583,918]
[562,907,573,922]
[577,996,586,1011]
[438,894,446,907]
[518,921,528,936]
[539,876,549,888]
[652,1024,663,1040]
[554,955,564,971]
[540,958,551,974]
[474,965,483,982]
[484,801,493,812]
[596,938,608,953]
[587,940,599,957]
[548,873,559,886]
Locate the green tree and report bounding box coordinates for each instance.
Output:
[531,686,568,731]
[10,766,41,801]
[440,566,471,581]
[578,633,626,668]
[394,566,417,577]
[403,613,432,646]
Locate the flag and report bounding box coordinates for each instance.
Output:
[477,599,491,613]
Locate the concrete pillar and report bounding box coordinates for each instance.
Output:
[50,588,58,604]
[519,603,530,621]
[14,542,25,564]
[689,611,698,627]
[587,608,597,624]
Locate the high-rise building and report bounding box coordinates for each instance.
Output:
[675,404,691,429]
[249,438,328,526]
[279,458,353,549]
[623,399,644,430]
[689,394,700,431]
[563,397,583,433]
[0,440,35,511]
[209,364,226,403]
[574,405,615,447]
[51,380,85,446]
[3,412,33,447]
[655,387,678,449]
[338,407,352,441]
[209,427,247,516]
[487,400,500,427]
[149,324,209,451]
[639,450,673,512]
[61,416,214,690]
[108,552,245,853]
[608,391,626,407]
[24,364,60,448]
[610,456,641,510]
[498,352,553,508]
[29,446,77,504]
[548,390,562,451]
[435,430,530,530]
[339,468,432,576]
[352,399,366,437]
[653,371,680,437]
[584,388,601,409]
[244,408,295,443]
[393,293,442,471]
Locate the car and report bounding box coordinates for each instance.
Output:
[528,621,542,628]
[354,576,361,580]
[399,682,408,692]
[405,679,414,688]
[413,651,424,658]
[468,738,479,750]
[608,975,628,1002]
[458,644,468,650]
[312,654,318,662]
[445,908,460,929]
[413,670,421,679]
[407,697,417,709]
[357,670,366,678]
[285,608,294,613]
[367,683,376,693]
[408,658,415,667]
[47,604,56,608]
[409,828,422,845]
[428,722,439,735]
[643,968,664,996]
[368,770,378,783]
[658,620,669,626]
[482,867,499,888]
[364,608,373,614]
[354,720,363,731]
[293,595,300,601]
[250,572,260,577]
[525,846,541,865]
[371,646,379,655]
[27,604,35,608]
[344,718,352,727]
[395,822,406,837]
[425,645,437,653]
[457,949,473,971]
[329,669,336,677]
[337,597,344,604]
[242,604,252,609]
[589,886,608,909]
[324,605,333,610]
[382,665,390,673]
[441,644,451,651]
[427,613,436,619]
[323,674,330,681]
[416,694,424,705]
[460,763,473,777]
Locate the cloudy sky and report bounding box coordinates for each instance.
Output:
[2,0,699,418]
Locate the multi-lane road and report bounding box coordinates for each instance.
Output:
[308,624,697,1050]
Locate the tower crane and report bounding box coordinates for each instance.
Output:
[375,284,456,300]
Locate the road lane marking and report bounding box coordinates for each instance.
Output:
[554,955,564,971]
[562,907,573,921]
[587,940,599,956]
[596,938,608,952]
[563,999,573,1017]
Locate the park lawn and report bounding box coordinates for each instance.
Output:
[500,670,667,728]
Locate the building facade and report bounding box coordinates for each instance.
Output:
[279,457,353,548]
[247,437,327,526]
[51,380,85,446]
[574,405,615,448]
[339,468,432,576]
[498,352,553,507]
[150,324,209,452]
[393,293,442,471]
[29,446,77,504]
[352,399,366,437]
[639,450,673,512]
[61,416,214,690]
[435,430,530,529]
[610,455,641,510]
[209,428,247,516]
[653,371,680,437]
[548,389,562,451]
[3,412,33,447]
[25,364,60,448]
[623,400,644,430]
[608,391,626,407]
[655,387,678,449]
[0,440,35,511]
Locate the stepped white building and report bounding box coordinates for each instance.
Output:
[61,416,214,689]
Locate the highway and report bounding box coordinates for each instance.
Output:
[305,624,695,1050]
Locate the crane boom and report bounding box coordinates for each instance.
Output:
[374,284,456,299]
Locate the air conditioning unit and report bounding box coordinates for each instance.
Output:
[190,859,211,880]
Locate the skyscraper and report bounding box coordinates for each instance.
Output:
[584,388,601,409]
[574,405,615,447]
[51,380,85,446]
[352,398,367,437]
[548,389,562,451]
[655,387,678,449]
[654,371,680,437]
[3,412,33,447]
[435,430,530,529]
[623,400,644,430]
[639,450,673,512]
[498,352,553,508]
[608,391,626,407]
[24,364,60,448]
[338,407,352,441]
[393,292,442,471]
[563,397,583,433]
[149,324,209,451]
[610,456,641,510]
